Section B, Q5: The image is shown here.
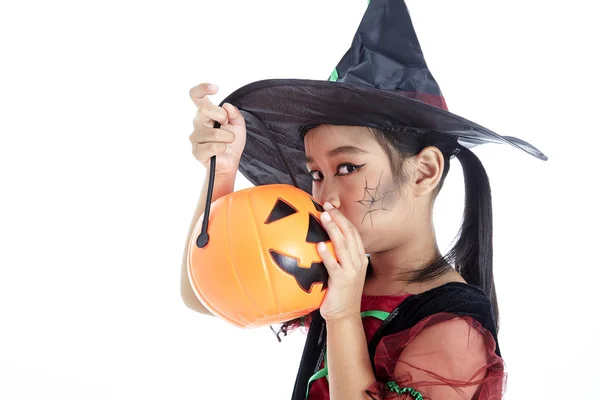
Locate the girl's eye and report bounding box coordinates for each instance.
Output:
[336,164,359,175]
[309,170,324,181]
[309,163,364,182]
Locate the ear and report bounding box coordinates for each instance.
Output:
[412,146,444,197]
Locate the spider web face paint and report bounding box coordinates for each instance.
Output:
[356,172,395,228]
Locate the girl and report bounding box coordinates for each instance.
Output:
[181,1,546,398]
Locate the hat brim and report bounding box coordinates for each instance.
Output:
[220,79,547,194]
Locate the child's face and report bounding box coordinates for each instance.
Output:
[304,125,416,253]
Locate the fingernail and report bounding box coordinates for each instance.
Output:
[223,102,237,112]
[323,202,333,210]
[321,211,331,222]
[208,84,218,91]
[318,242,327,252]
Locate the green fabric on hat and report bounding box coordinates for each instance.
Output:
[328,68,339,82]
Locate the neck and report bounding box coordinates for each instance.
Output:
[368,226,446,284]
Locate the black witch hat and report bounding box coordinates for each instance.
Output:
[219,0,547,194]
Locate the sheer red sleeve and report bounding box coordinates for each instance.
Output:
[365,313,506,400]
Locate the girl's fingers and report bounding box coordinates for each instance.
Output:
[321,207,365,270]
[189,83,219,107]
[320,211,354,269]
[190,127,236,145]
[194,103,228,129]
[317,242,341,275]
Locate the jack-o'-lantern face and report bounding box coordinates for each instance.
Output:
[187,184,334,328]
[265,197,330,293]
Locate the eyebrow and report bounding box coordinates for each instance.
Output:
[305,145,368,164]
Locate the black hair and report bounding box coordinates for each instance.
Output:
[271,125,498,341]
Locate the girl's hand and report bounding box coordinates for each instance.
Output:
[189,83,247,177]
[317,202,369,322]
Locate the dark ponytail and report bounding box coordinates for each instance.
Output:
[371,128,500,331]
[450,146,499,330]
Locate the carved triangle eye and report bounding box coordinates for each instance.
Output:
[306,213,330,243]
[265,198,298,224]
[311,198,324,212]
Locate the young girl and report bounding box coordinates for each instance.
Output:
[181,1,546,398]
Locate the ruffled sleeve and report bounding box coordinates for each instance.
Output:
[364,313,506,400]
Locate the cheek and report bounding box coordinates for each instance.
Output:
[352,187,409,232]
[311,187,328,207]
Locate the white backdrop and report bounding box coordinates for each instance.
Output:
[1,0,598,399]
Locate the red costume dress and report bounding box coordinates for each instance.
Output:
[304,291,506,399]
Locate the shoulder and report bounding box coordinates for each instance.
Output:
[372,279,501,356]
[384,315,505,399]
[398,316,490,368]
[410,281,497,337]
[402,280,494,316]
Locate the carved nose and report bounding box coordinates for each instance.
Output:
[306,213,330,243]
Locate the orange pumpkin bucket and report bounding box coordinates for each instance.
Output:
[187,184,334,328]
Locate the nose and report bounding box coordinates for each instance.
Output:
[314,179,341,209]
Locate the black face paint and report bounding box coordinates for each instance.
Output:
[356,171,395,228]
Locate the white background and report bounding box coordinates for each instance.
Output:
[1,0,598,399]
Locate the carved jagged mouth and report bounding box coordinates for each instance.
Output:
[269,250,328,293]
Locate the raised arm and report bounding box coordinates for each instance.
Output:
[180,83,247,315]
